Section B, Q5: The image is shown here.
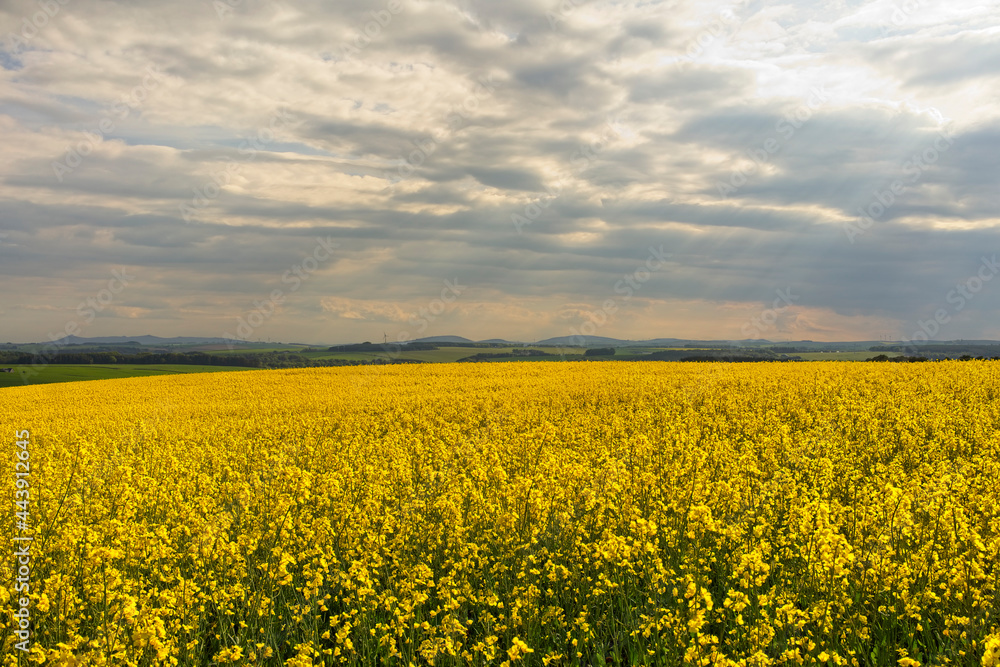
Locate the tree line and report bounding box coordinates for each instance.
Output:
[0,351,418,369]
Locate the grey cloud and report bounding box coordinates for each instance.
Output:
[3,0,1000,342]
[629,66,755,104]
[467,166,544,191]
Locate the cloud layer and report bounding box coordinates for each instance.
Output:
[2,0,999,343]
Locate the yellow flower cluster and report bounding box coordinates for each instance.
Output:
[1,361,999,665]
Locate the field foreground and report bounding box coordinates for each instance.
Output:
[1,362,999,666]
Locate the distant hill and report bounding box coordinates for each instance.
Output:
[536,336,782,347]
[536,335,629,346]
[638,338,685,346]
[28,334,1000,352]
[48,335,242,346]
[406,335,475,344]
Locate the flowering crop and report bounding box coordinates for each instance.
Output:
[1,361,999,666]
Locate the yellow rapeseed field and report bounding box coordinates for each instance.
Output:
[1,361,999,666]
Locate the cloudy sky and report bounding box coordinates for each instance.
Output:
[1,0,998,344]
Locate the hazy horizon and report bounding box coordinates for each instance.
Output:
[11,332,999,349]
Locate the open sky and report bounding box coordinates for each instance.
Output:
[1,0,998,344]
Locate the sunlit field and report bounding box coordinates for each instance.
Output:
[2,362,999,666]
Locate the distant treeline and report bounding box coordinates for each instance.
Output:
[327,342,517,352]
[458,349,556,362]
[866,354,1000,362]
[869,344,1000,359]
[0,351,420,369]
[641,348,796,362]
[328,342,440,352]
